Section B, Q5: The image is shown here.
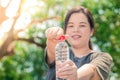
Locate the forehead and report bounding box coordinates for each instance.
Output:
[68,12,88,23]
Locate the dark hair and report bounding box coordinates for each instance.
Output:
[64,6,94,50]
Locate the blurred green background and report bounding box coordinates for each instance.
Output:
[0,0,120,80]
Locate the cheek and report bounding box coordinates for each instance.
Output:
[83,33,91,39]
[81,30,92,41]
[83,28,92,35]
[66,28,73,34]
[65,30,70,34]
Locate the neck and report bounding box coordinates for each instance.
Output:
[71,46,93,58]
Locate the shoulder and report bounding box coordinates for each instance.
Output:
[90,51,113,67]
[90,51,113,69]
[91,51,112,61]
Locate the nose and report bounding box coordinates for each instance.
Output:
[73,27,79,32]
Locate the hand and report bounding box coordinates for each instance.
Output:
[56,60,78,80]
[45,27,64,41]
[45,27,64,63]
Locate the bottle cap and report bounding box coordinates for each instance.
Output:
[58,35,66,41]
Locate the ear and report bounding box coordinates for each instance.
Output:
[90,29,94,36]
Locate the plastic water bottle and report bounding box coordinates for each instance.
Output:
[55,35,69,80]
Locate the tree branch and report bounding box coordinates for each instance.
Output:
[16,38,46,48]
[15,16,61,33]
[0,0,23,58]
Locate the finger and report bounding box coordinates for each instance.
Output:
[56,61,62,70]
[56,60,62,65]
[58,75,68,79]
[45,27,63,39]
[58,61,77,74]
[58,65,76,73]
[50,27,60,35]
[57,66,77,79]
[45,27,56,38]
[56,28,64,39]
[57,28,63,35]
[57,71,68,79]
[59,66,76,73]
[45,28,57,39]
[57,60,74,71]
[64,34,69,40]
[58,68,74,75]
[57,70,74,79]
[62,60,75,66]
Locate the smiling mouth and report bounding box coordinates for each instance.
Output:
[71,35,81,39]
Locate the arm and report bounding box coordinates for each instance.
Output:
[77,52,112,80]
[77,64,101,80]
[45,27,64,64]
[46,39,57,64]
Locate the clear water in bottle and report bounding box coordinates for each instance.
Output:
[55,35,69,80]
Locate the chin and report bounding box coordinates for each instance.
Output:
[71,45,82,49]
[71,44,81,47]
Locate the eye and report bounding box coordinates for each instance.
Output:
[67,25,74,28]
[79,25,85,27]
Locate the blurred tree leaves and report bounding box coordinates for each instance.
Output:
[0,41,47,80]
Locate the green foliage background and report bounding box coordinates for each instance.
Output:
[0,0,120,80]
